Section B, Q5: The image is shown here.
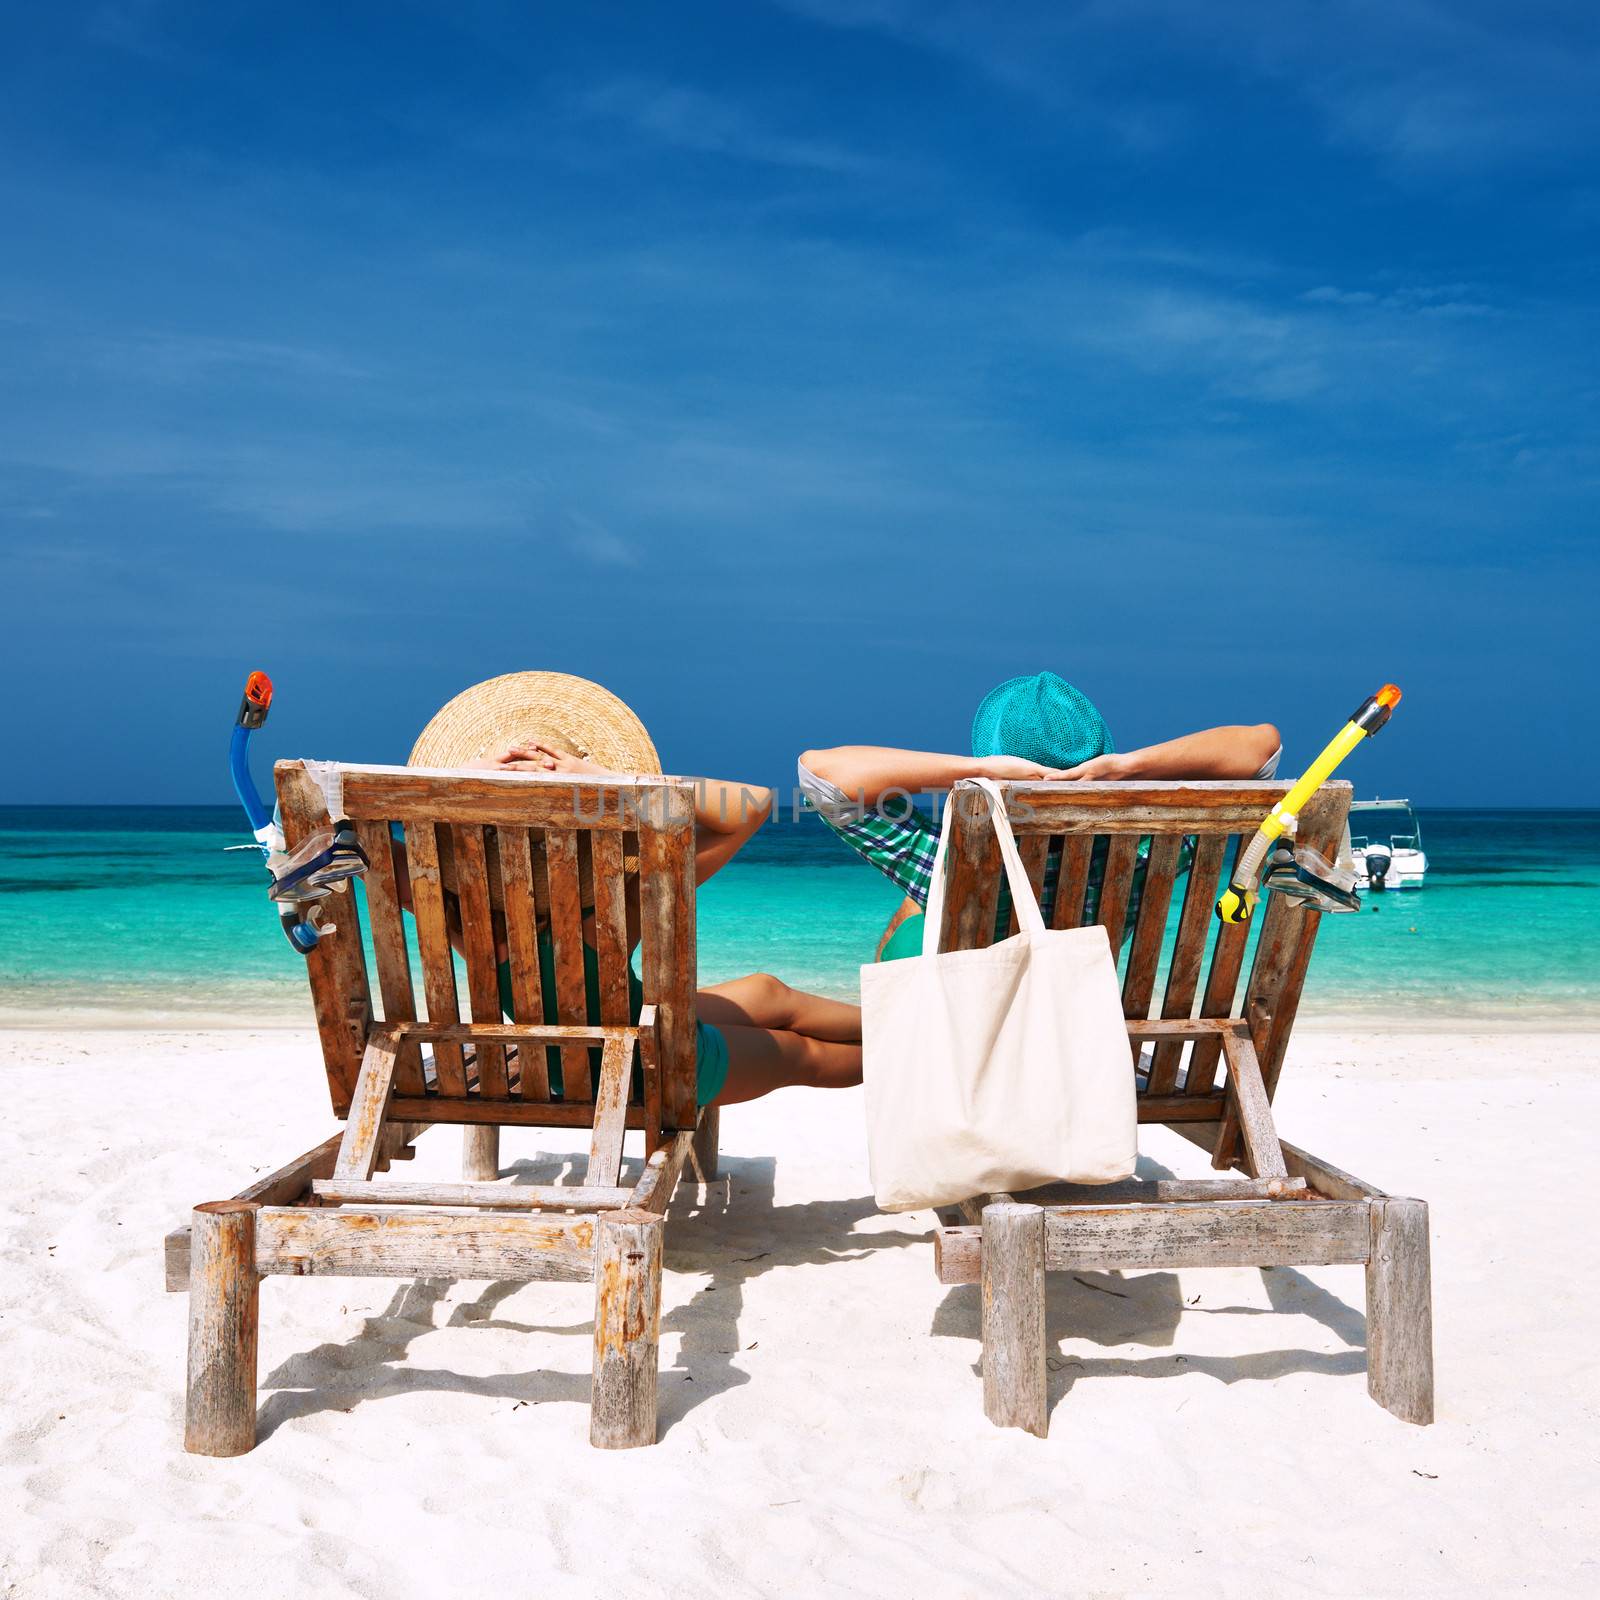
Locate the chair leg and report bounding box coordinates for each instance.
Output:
[1366,1197,1435,1425]
[590,1209,663,1448]
[462,1124,500,1181]
[185,1202,260,1456]
[981,1202,1047,1437]
[689,1103,719,1182]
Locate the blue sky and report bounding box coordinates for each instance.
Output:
[2,1,1595,805]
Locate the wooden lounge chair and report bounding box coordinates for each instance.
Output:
[165,760,717,1454]
[927,778,1434,1436]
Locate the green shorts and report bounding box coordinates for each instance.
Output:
[691,1019,730,1107]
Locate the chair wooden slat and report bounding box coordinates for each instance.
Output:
[1095,834,1140,956]
[637,794,698,1132]
[335,767,676,829]
[1184,924,1251,1093]
[332,1029,400,1181]
[939,788,1003,952]
[1185,836,1252,1094]
[1217,891,1310,1172]
[1242,893,1300,1043]
[495,826,547,1101]
[277,765,372,1115]
[1261,918,1319,1099]
[1147,834,1227,1094]
[451,824,508,1098]
[1121,834,1183,1034]
[590,831,632,1027]
[637,1002,663,1156]
[1214,1029,1290,1180]
[402,821,466,1096]
[1254,784,1347,1099]
[1007,835,1050,937]
[1049,835,1093,929]
[353,819,425,1096]
[1216,807,1340,1168]
[379,1097,653,1130]
[544,829,591,1103]
[991,780,1296,835]
[585,1034,632,1187]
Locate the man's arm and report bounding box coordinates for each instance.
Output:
[799,745,1068,805]
[1062,723,1281,781]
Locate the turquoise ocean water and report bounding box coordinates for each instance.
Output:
[2,806,1597,1028]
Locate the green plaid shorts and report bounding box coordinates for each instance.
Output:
[796,761,943,906]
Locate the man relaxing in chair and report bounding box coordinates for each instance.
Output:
[799,671,1281,954]
[400,672,863,1112]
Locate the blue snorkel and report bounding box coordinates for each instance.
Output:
[230,670,368,954]
[231,671,277,841]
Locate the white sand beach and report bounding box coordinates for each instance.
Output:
[3,1025,1597,1599]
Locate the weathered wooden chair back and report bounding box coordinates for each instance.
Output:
[276,761,698,1140]
[935,780,1351,1126]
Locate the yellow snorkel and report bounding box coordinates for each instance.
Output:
[1216,683,1402,925]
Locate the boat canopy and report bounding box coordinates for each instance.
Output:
[1349,798,1422,851]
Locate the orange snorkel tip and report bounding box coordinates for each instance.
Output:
[244,670,274,713]
[1351,681,1402,736]
[236,670,274,731]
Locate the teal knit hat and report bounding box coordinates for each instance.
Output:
[971,672,1113,770]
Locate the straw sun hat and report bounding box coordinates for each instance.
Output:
[409,671,661,775]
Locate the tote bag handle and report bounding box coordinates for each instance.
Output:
[921,777,1047,957]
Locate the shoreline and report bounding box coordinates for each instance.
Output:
[4,1008,1599,1035]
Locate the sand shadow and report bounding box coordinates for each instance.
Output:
[257,1277,597,1441]
[928,1153,1371,1424]
[653,1155,930,1433]
[256,1145,928,1443]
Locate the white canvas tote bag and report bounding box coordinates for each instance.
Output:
[860,778,1137,1211]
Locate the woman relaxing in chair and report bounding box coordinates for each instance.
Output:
[457,739,864,1111]
[399,672,864,1112]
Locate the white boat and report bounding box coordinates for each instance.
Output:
[1349,799,1427,890]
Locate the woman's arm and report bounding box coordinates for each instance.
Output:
[1062,723,1281,781]
[693,779,773,883]
[471,744,771,885]
[800,745,1068,805]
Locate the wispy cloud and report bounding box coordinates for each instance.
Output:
[772,0,1194,153]
[83,0,191,66]
[2,312,372,386]
[772,0,1600,175]
[1303,286,1378,308]
[0,208,1569,557]
[573,78,887,176]
[543,502,641,567]
[1064,228,1277,282]
[109,330,373,383]
[1302,282,1497,319]
[1076,288,1331,401]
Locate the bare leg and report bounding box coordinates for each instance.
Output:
[715,1024,863,1105]
[698,973,861,1043]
